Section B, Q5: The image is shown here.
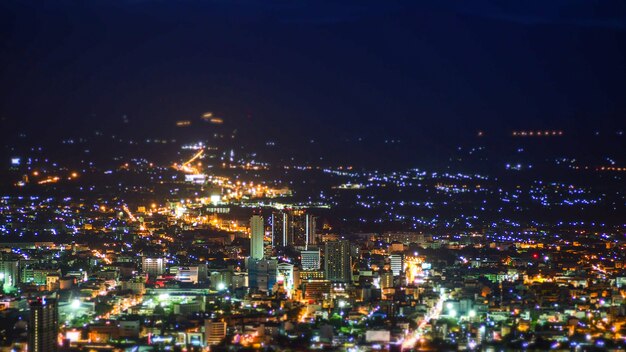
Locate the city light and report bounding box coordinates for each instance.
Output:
[3,3,624,351]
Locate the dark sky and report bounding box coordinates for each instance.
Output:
[1,0,625,143]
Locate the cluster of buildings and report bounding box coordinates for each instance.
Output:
[0,203,624,352]
[1,136,625,351]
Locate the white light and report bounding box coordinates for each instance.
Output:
[217,282,226,291]
[71,299,81,309]
[469,310,476,318]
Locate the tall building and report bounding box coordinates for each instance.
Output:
[141,257,166,277]
[247,258,278,293]
[292,211,306,246]
[250,215,264,260]
[289,211,316,247]
[29,298,58,352]
[271,212,284,247]
[277,263,297,291]
[324,240,351,283]
[283,212,293,246]
[0,258,19,292]
[301,248,321,271]
[389,254,404,277]
[205,320,227,345]
[380,271,394,289]
[306,214,317,246]
[271,211,293,247]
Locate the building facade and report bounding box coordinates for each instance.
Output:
[142,257,166,277]
[250,215,264,260]
[301,248,321,271]
[29,298,58,352]
[324,240,351,283]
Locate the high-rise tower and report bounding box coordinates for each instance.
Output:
[389,254,404,277]
[29,298,58,352]
[305,214,317,247]
[324,240,351,283]
[250,215,264,260]
[271,211,293,247]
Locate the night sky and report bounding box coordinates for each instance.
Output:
[1,0,625,144]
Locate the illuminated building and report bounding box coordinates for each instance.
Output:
[175,266,199,284]
[380,271,394,289]
[389,254,404,277]
[22,268,62,285]
[271,212,288,247]
[142,257,166,277]
[209,270,233,290]
[29,298,58,352]
[0,258,19,292]
[405,256,424,284]
[250,215,264,260]
[247,258,278,293]
[324,240,351,283]
[174,300,204,315]
[232,272,248,289]
[171,264,208,283]
[277,263,297,291]
[120,279,145,294]
[289,211,317,247]
[46,275,60,291]
[205,320,227,345]
[389,241,404,253]
[184,174,206,184]
[302,280,332,300]
[271,211,294,247]
[301,248,321,271]
[306,214,317,246]
[299,270,325,281]
[293,266,300,291]
[383,231,426,245]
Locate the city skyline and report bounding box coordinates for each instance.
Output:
[0,1,625,351]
